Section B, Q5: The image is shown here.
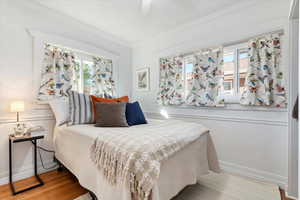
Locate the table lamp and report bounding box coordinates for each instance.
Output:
[10,101,26,137]
[10,101,24,122]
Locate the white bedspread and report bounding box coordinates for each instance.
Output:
[53,119,220,200]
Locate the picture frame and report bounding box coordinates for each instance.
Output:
[136,68,150,91]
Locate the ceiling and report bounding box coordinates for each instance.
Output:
[31,0,255,43]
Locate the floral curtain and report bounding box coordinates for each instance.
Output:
[157,56,184,105]
[37,44,79,101]
[91,56,116,98]
[186,48,224,106]
[240,34,286,107]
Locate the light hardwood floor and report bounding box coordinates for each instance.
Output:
[0,170,87,200]
[0,170,292,200]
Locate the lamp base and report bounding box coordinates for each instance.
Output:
[13,123,26,137]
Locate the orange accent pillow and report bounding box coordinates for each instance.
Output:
[91,96,129,120]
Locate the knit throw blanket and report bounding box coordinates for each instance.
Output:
[90,120,208,200]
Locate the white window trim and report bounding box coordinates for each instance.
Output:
[183,56,193,99]
[182,48,245,105]
[222,42,248,104]
[27,28,120,110]
[74,52,96,94]
[174,42,287,112]
[162,103,287,112]
[182,43,248,105]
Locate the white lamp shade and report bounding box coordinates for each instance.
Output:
[10,101,25,112]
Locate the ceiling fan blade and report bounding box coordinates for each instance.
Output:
[142,0,152,15]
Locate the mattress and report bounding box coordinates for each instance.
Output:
[53,119,220,200]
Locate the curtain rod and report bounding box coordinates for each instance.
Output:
[45,42,113,61]
[167,29,284,58]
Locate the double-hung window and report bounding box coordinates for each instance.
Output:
[74,53,94,94]
[183,55,194,99]
[182,42,249,103]
[38,43,116,102]
[222,43,249,102]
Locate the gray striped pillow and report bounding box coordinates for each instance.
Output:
[68,90,94,125]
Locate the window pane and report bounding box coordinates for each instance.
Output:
[73,59,82,92]
[223,51,234,94]
[238,49,249,93]
[223,81,232,91]
[185,63,193,97]
[82,61,93,94]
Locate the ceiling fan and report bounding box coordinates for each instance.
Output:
[141,0,152,15]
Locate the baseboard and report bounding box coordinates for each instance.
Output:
[0,160,57,186]
[285,191,298,200]
[219,160,288,190]
[0,159,288,194]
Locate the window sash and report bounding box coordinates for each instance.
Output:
[183,56,194,99]
[182,43,248,104]
[223,43,248,100]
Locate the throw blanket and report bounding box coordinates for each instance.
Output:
[90,120,209,200]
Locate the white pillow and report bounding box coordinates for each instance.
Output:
[49,98,69,126]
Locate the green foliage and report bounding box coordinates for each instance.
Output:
[83,63,92,85]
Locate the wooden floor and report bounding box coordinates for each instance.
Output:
[0,170,293,200]
[0,170,87,200]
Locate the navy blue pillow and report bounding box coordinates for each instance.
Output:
[126,101,147,126]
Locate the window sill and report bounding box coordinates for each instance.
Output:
[162,103,287,112]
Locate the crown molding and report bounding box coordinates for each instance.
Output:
[26,28,121,59]
[289,0,299,20]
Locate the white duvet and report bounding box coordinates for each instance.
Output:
[53,119,220,200]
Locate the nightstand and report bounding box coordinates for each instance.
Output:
[9,134,45,195]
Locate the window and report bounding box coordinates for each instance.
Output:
[182,43,249,102]
[222,43,249,98]
[223,80,233,91]
[238,49,248,94]
[223,51,235,95]
[74,51,115,98]
[74,54,95,94]
[183,55,194,98]
[37,43,116,103]
[82,61,94,94]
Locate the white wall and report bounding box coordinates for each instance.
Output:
[0,0,292,193]
[0,0,132,184]
[132,1,290,189]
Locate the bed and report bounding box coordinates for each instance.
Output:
[53,119,220,200]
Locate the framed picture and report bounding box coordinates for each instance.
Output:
[136,68,150,91]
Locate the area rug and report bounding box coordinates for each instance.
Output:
[74,173,281,200]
